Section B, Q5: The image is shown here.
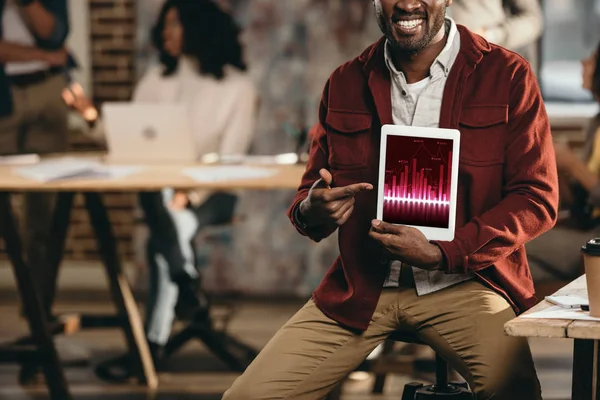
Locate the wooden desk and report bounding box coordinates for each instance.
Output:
[0,162,305,191]
[0,160,305,400]
[505,276,599,400]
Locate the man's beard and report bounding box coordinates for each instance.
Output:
[379,13,446,55]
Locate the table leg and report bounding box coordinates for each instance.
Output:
[83,192,158,389]
[571,339,599,400]
[0,192,72,400]
[41,192,75,314]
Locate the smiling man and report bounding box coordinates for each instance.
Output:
[222,1,558,399]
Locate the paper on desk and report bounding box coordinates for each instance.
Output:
[201,153,299,165]
[14,158,142,182]
[14,157,100,182]
[521,305,600,322]
[90,165,142,179]
[182,166,278,182]
[0,154,40,165]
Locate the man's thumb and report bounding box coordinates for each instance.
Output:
[319,169,333,186]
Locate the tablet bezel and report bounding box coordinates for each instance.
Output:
[376,124,461,241]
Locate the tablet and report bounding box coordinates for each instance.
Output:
[376,125,460,241]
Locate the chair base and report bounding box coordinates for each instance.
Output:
[164,317,258,372]
[402,382,472,400]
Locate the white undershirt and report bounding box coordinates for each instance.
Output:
[2,0,50,75]
[405,77,431,101]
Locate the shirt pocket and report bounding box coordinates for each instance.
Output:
[458,104,508,166]
[326,109,372,170]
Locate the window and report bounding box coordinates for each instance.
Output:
[540,0,600,102]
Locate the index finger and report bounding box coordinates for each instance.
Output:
[326,182,373,200]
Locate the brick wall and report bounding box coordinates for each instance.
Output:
[60,0,139,261]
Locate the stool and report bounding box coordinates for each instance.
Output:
[389,331,472,400]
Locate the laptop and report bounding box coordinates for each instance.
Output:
[102,102,197,164]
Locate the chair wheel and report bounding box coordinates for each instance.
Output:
[415,383,473,399]
[402,382,424,400]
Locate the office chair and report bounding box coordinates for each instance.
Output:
[162,221,258,371]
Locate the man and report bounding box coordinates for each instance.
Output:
[0,0,71,314]
[223,0,558,399]
[450,0,543,70]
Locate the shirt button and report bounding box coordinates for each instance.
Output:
[401,90,407,96]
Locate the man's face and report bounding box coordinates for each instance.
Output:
[374,0,450,54]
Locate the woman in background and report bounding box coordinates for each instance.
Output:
[90,0,257,380]
[526,42,600,284]
[553,43,600,225]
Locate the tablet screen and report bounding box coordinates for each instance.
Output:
[382,135,453,228]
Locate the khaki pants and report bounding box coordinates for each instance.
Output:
[0,73,69,312]
[223,279,541,400]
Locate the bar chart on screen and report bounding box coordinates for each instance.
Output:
[383,136,453,228]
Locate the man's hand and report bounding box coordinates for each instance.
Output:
[41,48,67,65]
[62,83,98,123]
[368,220,444,270]
[298,168,373,227]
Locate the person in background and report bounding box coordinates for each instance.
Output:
[526,42,600,283]
[92,0,257,381]
[450,0,543,71]
[553,43,600,211]
[0,0,71,315]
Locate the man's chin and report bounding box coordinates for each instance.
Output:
[389,38,426,54]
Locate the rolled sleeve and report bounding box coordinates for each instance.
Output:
[46,15,68,46]
[434,239,468,274]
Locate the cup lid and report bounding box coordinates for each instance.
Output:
[581,238,600,256]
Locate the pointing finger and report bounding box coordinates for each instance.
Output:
[324,183,373,201]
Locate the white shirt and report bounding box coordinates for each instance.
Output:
[382,18,474,295]
[2,0,50,75]
[131,58,258,205]
[132,58,257,159]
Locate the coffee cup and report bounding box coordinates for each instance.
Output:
[581,238,600,317]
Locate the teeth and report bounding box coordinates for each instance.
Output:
[396,20,423,29]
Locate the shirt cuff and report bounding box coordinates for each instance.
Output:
[432,239,468,274]
[293,202,308,230]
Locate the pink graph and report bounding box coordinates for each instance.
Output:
[382,136,452,228]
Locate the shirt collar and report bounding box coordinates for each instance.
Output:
[384,17,459,78]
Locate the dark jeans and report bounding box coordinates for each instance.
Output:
[139,191,237,345]
[138,191,238,282]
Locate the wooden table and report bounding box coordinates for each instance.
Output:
[0,158,306,400]
[505,276,599,400]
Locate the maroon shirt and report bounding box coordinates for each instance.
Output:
[287,26,559,331]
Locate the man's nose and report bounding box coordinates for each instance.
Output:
[393,0,423,13]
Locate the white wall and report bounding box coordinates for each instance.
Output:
[66,0,91,95]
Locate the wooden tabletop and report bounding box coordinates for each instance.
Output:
[504,275,600,340]
[0,155,307,191]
